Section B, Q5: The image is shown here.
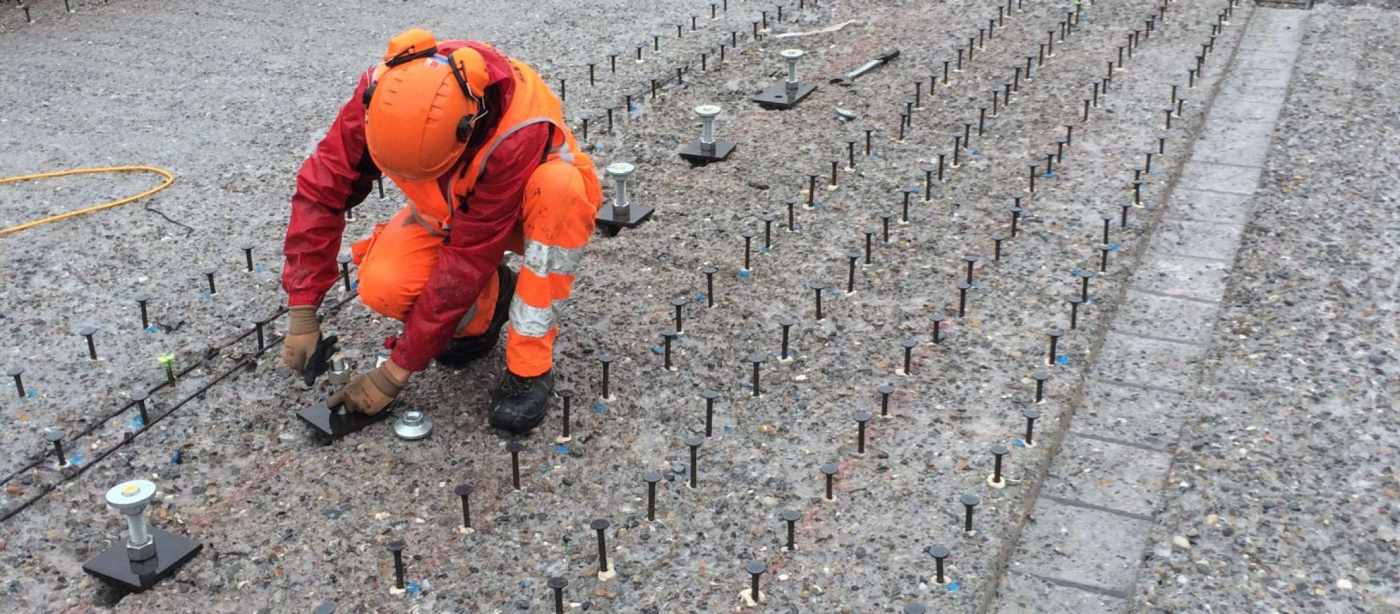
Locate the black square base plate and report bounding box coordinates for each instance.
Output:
[596,204,655,235]
[752,82,817,109]
[83,527,202,592]
[298,400,390,439]
[679,139,737,165]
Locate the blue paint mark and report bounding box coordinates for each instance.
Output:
[144,325,161,334]
[760,247,770,254]
[969,148,980,157]
[67,452,84,467]
[406,581,422,597]
[1011,438,1027,448]
[694,292,706,304]
[591,402,608,414]
[1056,354,1070,366]
[947,581,961,593]
[1043,170,1056,179]
[723,424,734,433]
[170,449,183,464]
[255,264,268,273]
[737,269,751,280]
[1108,242,1122,252]
[650,345,664,354]
[554,444,570,456]
[127,416,145,430]
[23,388,37,399]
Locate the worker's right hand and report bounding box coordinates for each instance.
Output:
[280,306,321,373]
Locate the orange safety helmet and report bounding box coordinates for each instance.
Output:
[364,29,491,181]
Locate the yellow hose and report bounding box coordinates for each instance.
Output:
[0,165,176,237]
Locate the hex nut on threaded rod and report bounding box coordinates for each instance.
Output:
[753,49,816,109]
[679,104,735,164]
[83,478,203,591]
[596,162,652,234]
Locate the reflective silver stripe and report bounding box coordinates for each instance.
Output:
[407,202,448,237]
[452,304,481,335]
[466,116,562,187]
[522,240,584,278]
[508,297,556,337]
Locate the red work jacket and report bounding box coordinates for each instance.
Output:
[281,41,548,371]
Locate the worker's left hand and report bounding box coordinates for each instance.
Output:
[328,360,410,415]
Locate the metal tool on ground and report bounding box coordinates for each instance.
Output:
[831,49,900,85]
[679,104,736,164]
[83,479,202,592]
[393,409,433,440]
[301,335,341,386]
[753,49,817,109]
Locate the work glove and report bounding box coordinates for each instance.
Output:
[281,306,321,373]
[328,362,407,415]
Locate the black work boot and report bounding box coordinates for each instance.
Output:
[489,370,553,434]
[436,264,515,368]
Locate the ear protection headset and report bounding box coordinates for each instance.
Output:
[362,44,488,144]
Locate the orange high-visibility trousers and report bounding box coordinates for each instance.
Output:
[352,158,598,377]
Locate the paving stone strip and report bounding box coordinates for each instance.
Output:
[989,6,1309,613]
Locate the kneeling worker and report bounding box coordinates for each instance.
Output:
[278,29,601,433]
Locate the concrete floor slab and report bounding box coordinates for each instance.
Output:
[1074,378,1188,452]
[1008,499,1152,594]
[1149,218,1246,261]
[1177,160,1264,195]
[1114,289,1222,347]
[1130,255,1233,303]
[995,571,1128,614]
[1092,331,1208,391]
[1041,434,1173,517]
[1193,118,1277,167]
[1164,187,1254,225]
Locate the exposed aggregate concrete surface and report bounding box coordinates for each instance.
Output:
[1133,4,1400,612]
[2,0,1390,612]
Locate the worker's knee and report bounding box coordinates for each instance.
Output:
[356,256,413,320]
[351,209,440,321]
[522,160,596,245]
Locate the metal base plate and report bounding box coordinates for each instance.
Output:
[596,204,655,235]
[297,400,390,439]
[752,82,817,110]
[678,139,736,165]
[83,527,202,592]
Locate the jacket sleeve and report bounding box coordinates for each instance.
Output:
[281,69,381,307]
[390,123,550,372]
